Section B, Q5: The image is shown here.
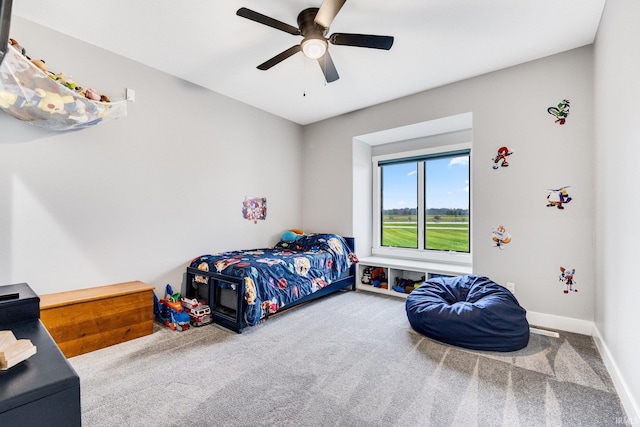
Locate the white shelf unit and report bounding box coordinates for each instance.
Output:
[357,256,472,298]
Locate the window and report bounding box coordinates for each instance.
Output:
[372,143,471,264]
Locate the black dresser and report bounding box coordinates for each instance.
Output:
[0,283,81,426]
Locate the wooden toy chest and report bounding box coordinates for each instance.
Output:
[39,281,155,358]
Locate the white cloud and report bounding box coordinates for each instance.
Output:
[449,156,469,167]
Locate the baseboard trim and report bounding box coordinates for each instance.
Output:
[592,326,640,427]
[526,311,594,335]
[527,311,639,426]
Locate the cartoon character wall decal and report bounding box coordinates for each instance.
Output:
[491,225,512,249]
[548,99,570,125]
[492,146,513,169]
[546,186,572,209]
[559,267,578,293]
[242,196,267,223]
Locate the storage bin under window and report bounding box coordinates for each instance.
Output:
[361,266,388,289]
[0,44,126,131]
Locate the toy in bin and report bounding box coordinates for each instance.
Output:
[361,267,388,289]
[180,297,212,327]
[154,284,190,331]
[392,276,425,294]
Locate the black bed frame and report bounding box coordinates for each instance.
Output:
[185,237,356,333]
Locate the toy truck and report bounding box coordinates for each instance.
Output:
[180,297,213,327]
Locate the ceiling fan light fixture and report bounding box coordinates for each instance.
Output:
[238,3,395,83]
[301,37,327,59]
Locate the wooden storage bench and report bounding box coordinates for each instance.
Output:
[39,281,155,358]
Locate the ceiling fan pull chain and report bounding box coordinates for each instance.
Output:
[303,55,307,97]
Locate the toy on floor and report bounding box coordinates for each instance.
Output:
[180,297,213,327]
[154,284,190,331]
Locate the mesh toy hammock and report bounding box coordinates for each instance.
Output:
[0,43,127,131]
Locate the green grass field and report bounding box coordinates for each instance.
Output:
[382,215,469,252]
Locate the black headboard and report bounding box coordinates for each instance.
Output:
[344,236,355,253]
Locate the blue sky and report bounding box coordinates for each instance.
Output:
[382,156,469,210]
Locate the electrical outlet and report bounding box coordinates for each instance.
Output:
[506,282,516,294]
[126,88,135,101]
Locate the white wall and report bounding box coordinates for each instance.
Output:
[303,47,595,327]
[0,17,303,297]
[3,8,638,424]
[351,138,372,257]
[594,0,640,423]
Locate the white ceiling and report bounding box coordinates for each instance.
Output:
[12,0,605,125]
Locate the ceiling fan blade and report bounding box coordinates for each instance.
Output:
[329,33,394,50]
[237,7,300,35]
[257,45,302,70]
[315,0,346,29]
[317,51,339,83]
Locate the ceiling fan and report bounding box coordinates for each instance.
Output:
[237,0,394,83]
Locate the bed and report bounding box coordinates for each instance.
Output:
[185,234,357,333]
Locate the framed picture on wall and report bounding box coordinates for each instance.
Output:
[242,196,267,222]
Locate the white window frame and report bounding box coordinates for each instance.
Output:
[372,142,472,266]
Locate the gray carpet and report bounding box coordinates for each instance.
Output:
[69,290,628,426]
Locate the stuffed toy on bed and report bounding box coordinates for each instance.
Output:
[281,229,305,243]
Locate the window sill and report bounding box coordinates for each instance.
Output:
[371,247,472,268]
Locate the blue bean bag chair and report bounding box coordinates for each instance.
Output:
[405,275,530,351]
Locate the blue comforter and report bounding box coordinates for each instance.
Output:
[190,234,357,326]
